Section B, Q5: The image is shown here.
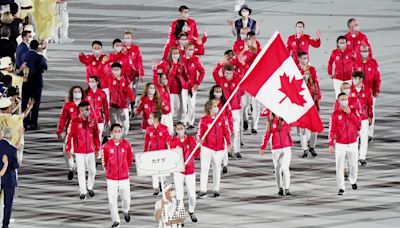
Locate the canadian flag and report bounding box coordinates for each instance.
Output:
[240,31,324,133]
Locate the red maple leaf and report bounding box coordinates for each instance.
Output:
[278,73,306,106]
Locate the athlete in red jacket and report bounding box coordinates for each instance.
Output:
[287,21,321,64]
[344,18,373,60]
[162,32,206,61]
[259,111,293,196]
[329,92,361,195]
[135,83,162,130]
[102,123,133,227]
[78,40,108,84]
[65,102,100,200]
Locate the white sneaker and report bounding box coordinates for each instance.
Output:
[60,37,75,43]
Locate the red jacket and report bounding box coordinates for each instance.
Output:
[233,39,261,72]
[213,63,243,110]
[124,44,145,78]
[106,52,131,81]
[57,101,80,135]
[182,56,205,89]
[344,31,372,60]
[158,60,189,94]
[162,37,206,61]
[170,135,199,175]
[260,117,293,150]
[349,85,373,121]
[65,115,100,154]
[328,48,354,81]
[196,114,231,151]
[287,34,321,63]
[144,123,171,152]
[298,65,321,109]
[218,101,233,133]
[85,88,109,124]
[102,138,133,180]
[153,69,172,115]
[166,18,199,48]
[136,96,160,130]
[108,76,135,108]
[352,57,381,96]
[328,108,361,146]
[78,53,108,84]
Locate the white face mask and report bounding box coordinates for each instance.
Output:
[176,130,185,137]
[212,106,219,114]
[112,132,122,140]
[353,78,360,86]
[225,72,233,80]
[354,26,360,32]
[241,10,249,17]
[148,88,156,95]
[214,92,222,99]
[343,88,350,95]
[82,110,90,118]
[93,49,101,55]
[73,92,82,100]
[124,38,132,45]
[340,100,348,107]
[296,27,304,34]
[114,46,122,52]
[172,54,180,62]
[181,13,189,20]
[186,50,194,57]
[148,118,155,126]
[338,43,347,50]
[89,82,97,90]
[113,70,121,77]
[361,51,369,59]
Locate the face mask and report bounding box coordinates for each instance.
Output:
[240,34,246,40]
[172,54,180,62]
[82,110,90,118]
[148,118,155,126]
[161,79,168,86]
[303,74,310,81]
[73,92,82,100]
[361,51,369,59]
[343,88,350,95]
[89,82,97,89]
[212,106,219,114]
[179,40,188,46]
[241,11,249,17]
[225,72,233,80]
[169,190,176,198]
[112,132,122,140]
[176,130,185,137]
[354,26,360,32]
[93,49,101,55]
[353,78,360,85]
[214,92,222,99]
[296,27,303,34]
[186,50,194,57]
[113,70,121,77]
[340,100,348,107]
[124,38,132,45]
[301,58,309,65]
[182,25,189,32]
[148,88,156,95]
[115,46,122,52]
[181,13,189,20]
[338,43,346,50]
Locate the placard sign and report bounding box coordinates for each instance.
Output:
[135,148,184,177]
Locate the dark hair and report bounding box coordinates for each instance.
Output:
[224,50,234,55]
[29,40,39,50]
[110,123,123,131]
[174,19,187,39]
[151,111,162,121]
[2,75,12,87]
[336,35,347,43]
[352,71,364,79]
[0,26,10,38]
[179,5,190,12]
[6,86,17,97]
[209,85,227,105]
[347,18,356,28]
[68,85,84,102]
[92,40,103,47]
[89,75,101,88]
[247,31,256,37]
[178,32,188,39]
[297,51,308,58]
[78,101,90,108]
[10,3,19,15]
[337,92,347,99]
[175,122,185,127]
[21,30,31,38]
[224,64,235,72]
[111,62,122,68]
[296,21,305,27]
[112,38,122,47]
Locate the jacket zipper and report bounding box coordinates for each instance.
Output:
[341,52,345,81]
[344,113,349,144]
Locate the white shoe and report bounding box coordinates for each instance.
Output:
[60,37,75,43]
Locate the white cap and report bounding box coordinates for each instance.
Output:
[0,97,12,109]
[0,57,12,70]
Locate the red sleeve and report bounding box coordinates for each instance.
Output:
[349,110,361,131]
[135,98,144,115]
[93,120,100,152]
[191,19,199,39]
[65,119,75,153]
[328,51,334,76]
[196,58,205,84]
[127,142,134,168]
[308,35,321,48]
[328,113,336,146]
[193,42,205,56]
[56,104,68,135]
[286,36,292,52]
[79,53,92,65]
[312,69,321,100]
[126,83,135,102]
[103,93,110,123]
[153,69,161,88]
[212,63,224,84]
[167,20,177,46]
[136,47,145,77]
[102,144,109,171]
[373,62,381,95]
[191,137,200,158]
[223,117,231,146]
[144,129,150,152]
[107,52,124,64]
[196,117,204,142]
[366,90,373,119]
[162,42,174,60]
[260,123,271,150]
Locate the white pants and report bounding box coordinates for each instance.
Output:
[335,142,358,190]
[75,153,96,195]
[110,107,130,136]
[170,93,182,121]
[271,147,292,190]
[180,89,189,124]
[161,112,174,135]
[369,97,376,137]
[299,128,317,151]
[98,123,104,143]
[333,79,352,98]
[187,91,197,126]
[63,139,76,171]
[107,179,131,223]
[152,175,166,190]
[53,2,69,41]
[359,119,369,160]
[173,173,196,213]
[232,109,241,154]
[241,93,261,130]
[200,146,224,192]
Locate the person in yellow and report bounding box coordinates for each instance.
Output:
[0,57,27,98]
[32,0,61,41]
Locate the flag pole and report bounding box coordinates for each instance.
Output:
[184,31,280,166]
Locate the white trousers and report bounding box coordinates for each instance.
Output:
[152,175,166,190]
[53,2,69,41]
[98,123,104,143]
[63,139,76,171]
[161,112,174,135]
[110,107,130,136]
[369,97,376,137]
[173,173,196,213]
[187,91,197,126]
[75,153,96,195]
[359,119,369,160]
[299,128,317,150]
[271,147,292,190]
[200,146,224,192]
[170,93,182,122]
[241,93,261,130]
[335,142,358,190]
[107,179,131,223]
[232,109,241,154]
[333,79,352,98]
